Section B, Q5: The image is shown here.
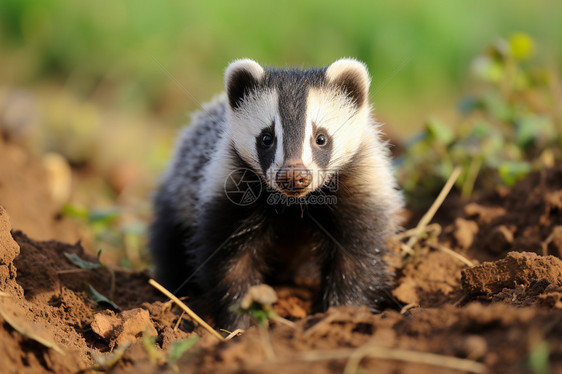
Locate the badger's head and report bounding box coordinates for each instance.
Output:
[225,58,372,197]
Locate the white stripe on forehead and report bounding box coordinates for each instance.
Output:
[301,113,313,166]
[307,88,357,132]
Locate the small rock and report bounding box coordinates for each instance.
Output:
[116,308,157,345]
[91,312,121,341]
[91,308,157,345]
[454,218,478,250]
[464,335,487,360]
[486,225,514,254]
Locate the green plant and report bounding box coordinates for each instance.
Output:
[61,204,148,268]
[234,284,278,327]
[398,33,561,204]
[64,250,120,310]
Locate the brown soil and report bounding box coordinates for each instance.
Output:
[0,138,80,243]
[1,141,562,373]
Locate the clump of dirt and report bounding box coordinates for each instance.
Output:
[1,136,562,373]
[462,251,562,295]
[392,250,465,307]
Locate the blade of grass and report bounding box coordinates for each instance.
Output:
[86,284,121,311]
[148,279,225,341]
[406,166,462,249]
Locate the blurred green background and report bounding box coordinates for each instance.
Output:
[0,0,560,266]
[1,0,560,132]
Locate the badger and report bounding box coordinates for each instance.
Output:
[150,58,404,329]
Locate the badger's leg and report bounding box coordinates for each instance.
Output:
[149,200,194,295]
[191,204,271,330]
[194,237,268,330]
[320,245,394,313]
[313,208,395,313]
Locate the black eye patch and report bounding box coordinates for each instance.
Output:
[256,122,277,174]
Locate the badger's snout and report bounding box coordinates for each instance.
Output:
[275,163,312,194]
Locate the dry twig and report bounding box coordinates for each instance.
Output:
[429,242,474,267]
[225,329,244,341]
[273,315,296,328]
[405,166,462,249]
[258,345,485,373]
[399,303,418,314]
[342,344,485,374]
[173,311,185,332]
[148,279,225,341]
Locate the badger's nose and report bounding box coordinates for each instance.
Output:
[276,163,312,192]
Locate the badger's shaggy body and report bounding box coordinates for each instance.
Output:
[150,59,403,329]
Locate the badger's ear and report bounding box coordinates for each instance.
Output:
[326,58,371,108]
[225,59,265,110]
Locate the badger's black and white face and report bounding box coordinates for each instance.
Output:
[225,58,372,197]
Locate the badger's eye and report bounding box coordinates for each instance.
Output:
[316,134,327,147]
[262,133,274,148]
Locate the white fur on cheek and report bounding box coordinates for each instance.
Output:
[227,89,279,172]
[306,87,370,171]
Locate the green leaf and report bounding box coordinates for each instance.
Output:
[168,336,199,365]
[426,119,454,146]
[471,121,493,139]
[88,208,120,225]
[64,252,102,270]
[515,115,556,150]
[66,251,116,296]
[498,161,531,186]
[85,284,121,311]
[481,92,512,122]
[60,203,89,220]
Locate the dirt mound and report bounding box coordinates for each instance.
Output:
[183,303,558,374]
[0,206,173,373]
[0,138,80,243]
[0,207,22,298]
[1,165,562,373]
[462,251,562,295]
